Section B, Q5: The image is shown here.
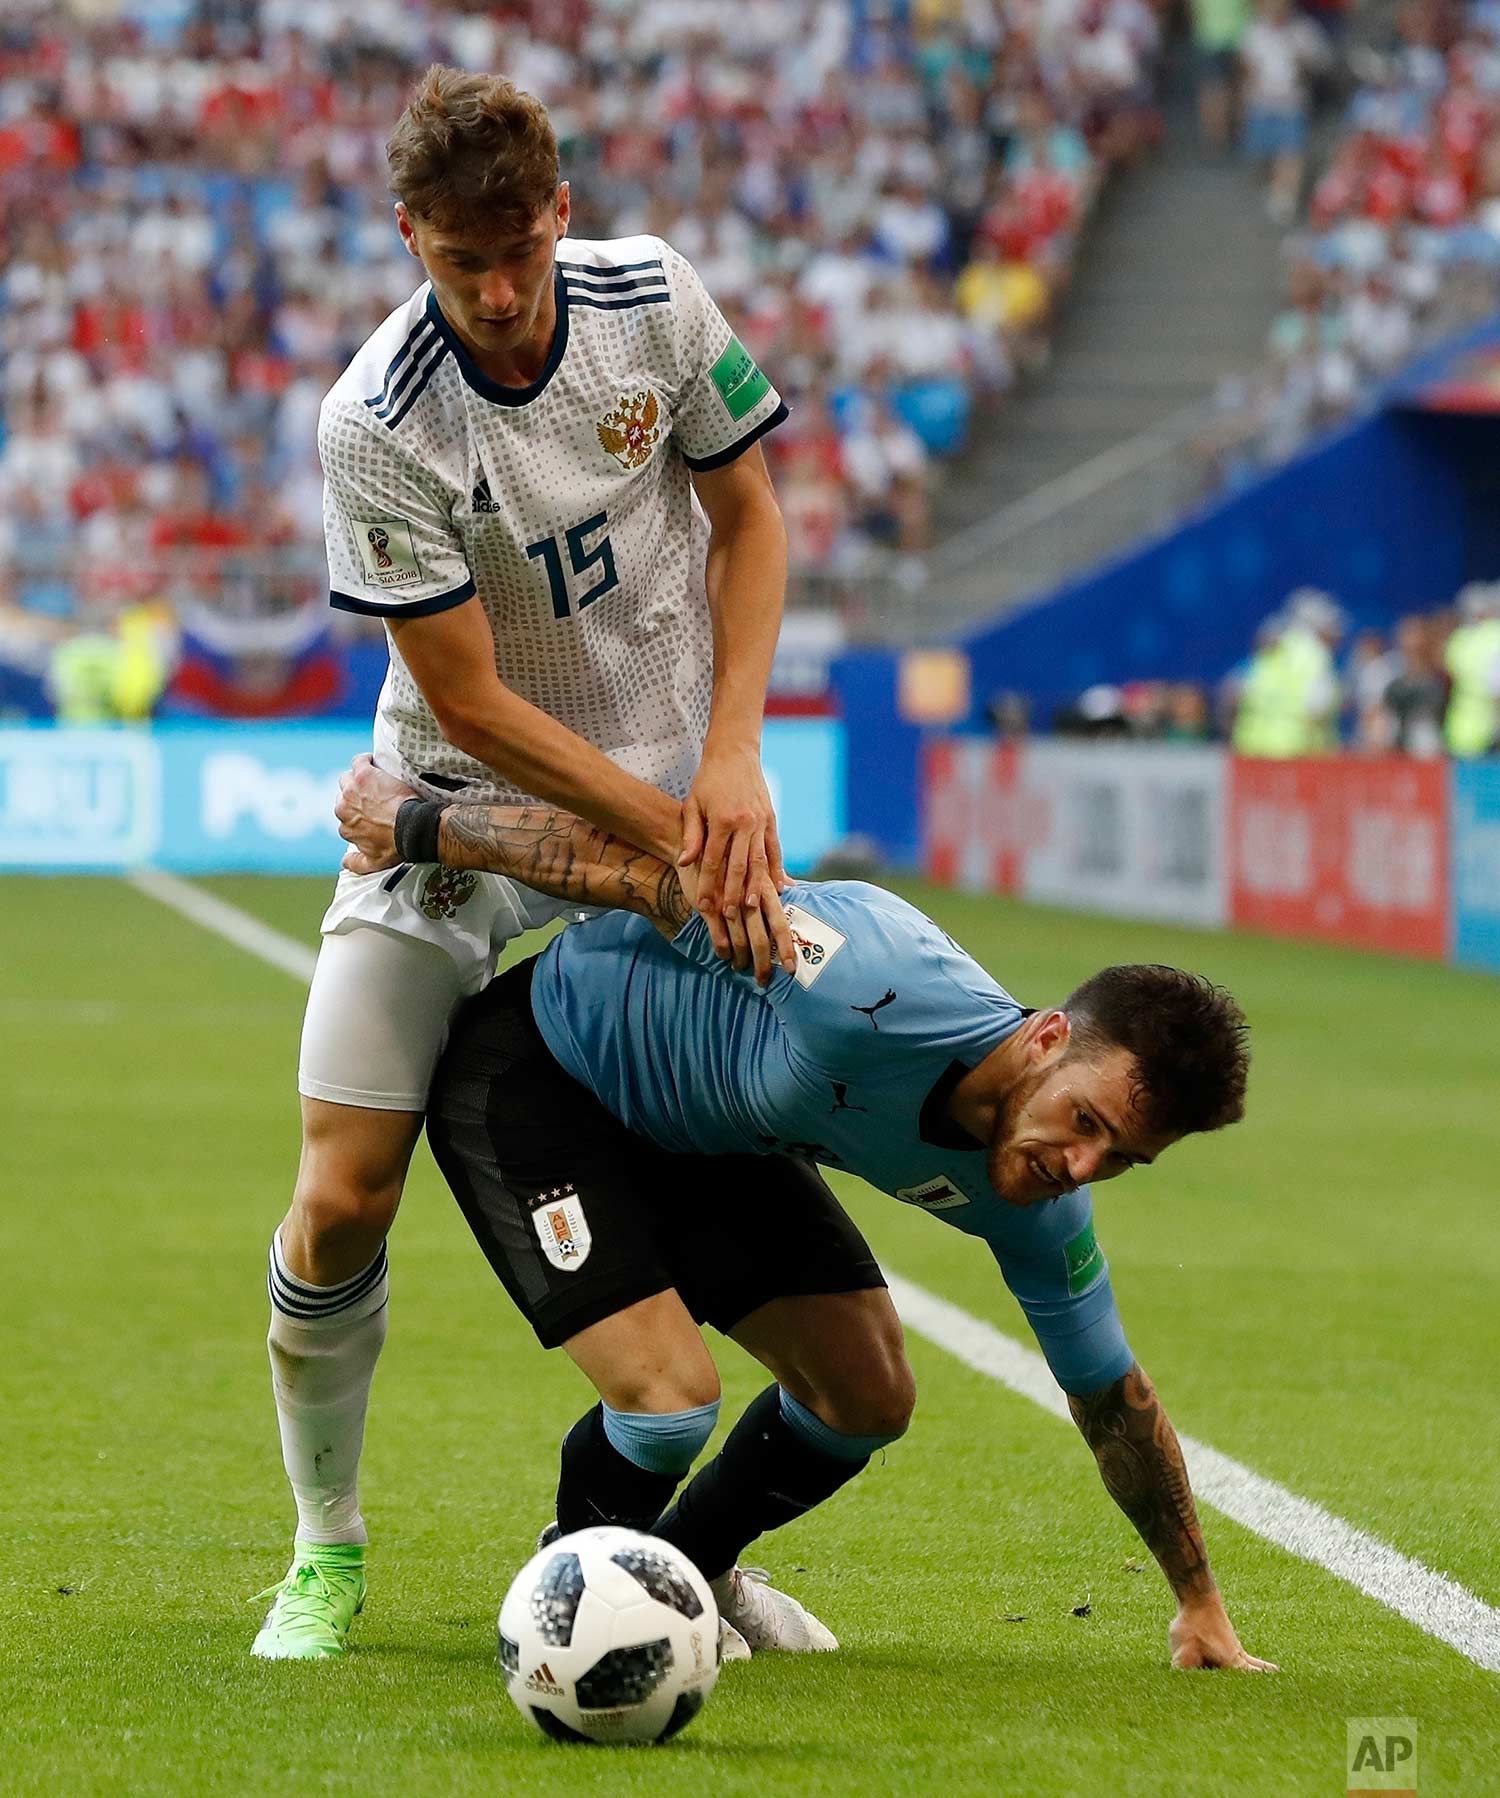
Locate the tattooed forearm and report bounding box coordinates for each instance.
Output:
[1067,1363,1215,1603]
[437,803,690,933]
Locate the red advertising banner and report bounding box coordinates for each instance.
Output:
[1227,757,1449,959]
[922,737,1023,894]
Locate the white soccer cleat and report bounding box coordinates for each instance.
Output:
[710,1566,838,1653]
[718,1617,752,1663]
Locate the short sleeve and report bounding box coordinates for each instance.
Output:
[667,880,1020,1074]
[319,399,476,619]
[664,247,788,471]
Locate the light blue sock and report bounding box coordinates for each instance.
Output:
[778,1388,906,1463]
[601,1400,721,1475]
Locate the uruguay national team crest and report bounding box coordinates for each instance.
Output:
[419,865,478,920]
[895,1176,969,1212]
[532,1186,592,1273]
[783,903,848,989]
[597,388,661,470]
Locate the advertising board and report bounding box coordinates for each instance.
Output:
[1,721,846,876]
[921,737,1023,894]
[1020,742,1228,928]
[1227,756,1449,959]
[1451,760,1500,972]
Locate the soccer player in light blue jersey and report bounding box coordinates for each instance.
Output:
[334,759,1277,1672]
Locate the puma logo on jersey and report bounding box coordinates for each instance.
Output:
[851,989,898,1030]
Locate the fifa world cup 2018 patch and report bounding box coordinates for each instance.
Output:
[1064,1220,1106,1295]
[419,866,478,919]
[353,517,423,589]
[531,1188,592,1273]
[783,904,847,989]
[895,1176,969,1211]
[597,388,662,470]
[709,336,770,422]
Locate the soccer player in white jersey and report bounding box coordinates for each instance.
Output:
[253,66,799,1659]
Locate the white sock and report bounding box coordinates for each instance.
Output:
[266,1231,389,1547]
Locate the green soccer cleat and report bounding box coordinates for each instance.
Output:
[250,1541,367,1660]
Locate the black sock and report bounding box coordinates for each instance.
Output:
[652,1385,869,1582]
[555,1404,682,1535]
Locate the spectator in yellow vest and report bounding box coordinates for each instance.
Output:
[1444,583,1500,757]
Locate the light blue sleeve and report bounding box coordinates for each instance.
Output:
[975,1190,1135,1396]
[668,880,1019,1072]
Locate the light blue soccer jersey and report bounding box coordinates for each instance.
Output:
[530,880,1133,1395]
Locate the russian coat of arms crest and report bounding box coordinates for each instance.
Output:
[597,388,661,470]
[419,866,479,920]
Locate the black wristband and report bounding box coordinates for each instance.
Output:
[394,797,445,866]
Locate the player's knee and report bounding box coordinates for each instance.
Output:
[285,1180,398,1281]
[865,1351,917,1438]
[805,1330,916,1440]
[602,1365,721,1416]
[816,1365,915,1440]
[291,1104,415,1260]
[289,1150,403,1273]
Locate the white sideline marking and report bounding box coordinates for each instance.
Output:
[887,1275,1500,1673]
[127,869,318,983]
[127,874,1500,1674]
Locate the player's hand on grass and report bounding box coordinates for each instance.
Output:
[1169,1597,1278,1672]
[335,753,419,874]
[678,743,794,982]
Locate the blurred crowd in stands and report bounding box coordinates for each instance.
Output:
[1197,0,1500,485]
[0,0,1170,722]
[1037,578,1500,756]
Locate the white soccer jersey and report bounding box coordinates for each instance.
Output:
[319,234,787,804]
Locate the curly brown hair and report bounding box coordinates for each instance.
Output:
[386,65,560,234]
[1061,964,1249,1138]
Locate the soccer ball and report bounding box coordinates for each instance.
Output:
[498,1526,720,1745]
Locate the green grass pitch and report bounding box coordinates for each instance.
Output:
[2,872,1496,1795]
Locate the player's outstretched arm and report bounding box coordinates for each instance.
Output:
[334,756,792,983]
[1067,1363,1278,1672]
[683,449,790,932]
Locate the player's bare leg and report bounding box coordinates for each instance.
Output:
[654,1289,915,1652]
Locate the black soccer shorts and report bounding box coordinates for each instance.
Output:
[424,957,886,1350]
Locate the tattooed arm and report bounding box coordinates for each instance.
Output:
[334,752,693,935]
[438,802,693,937]
[1068,1363,1277,1671]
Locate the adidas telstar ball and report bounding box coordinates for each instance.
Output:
[498,1526,720,1745]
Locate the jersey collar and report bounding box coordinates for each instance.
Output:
[918,1060,985,1151]
[917,1007,1034,1151]
[424,270,570,408]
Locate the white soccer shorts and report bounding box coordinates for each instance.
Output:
[297,863,593,1112]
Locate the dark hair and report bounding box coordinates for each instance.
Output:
[387,66,560,233]
[1061,965,1249,1137]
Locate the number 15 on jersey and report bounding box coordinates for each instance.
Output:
[526,512,620,620]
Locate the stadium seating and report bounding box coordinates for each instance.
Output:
[0,0,1165,718]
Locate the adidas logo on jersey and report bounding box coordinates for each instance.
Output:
[471,477,502,515]
[524,1662,565,1695]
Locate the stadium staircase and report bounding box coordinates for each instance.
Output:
[935,48,1291,532]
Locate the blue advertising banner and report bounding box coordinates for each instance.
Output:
[0,721,845,876]
[1451,759,1500,972]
